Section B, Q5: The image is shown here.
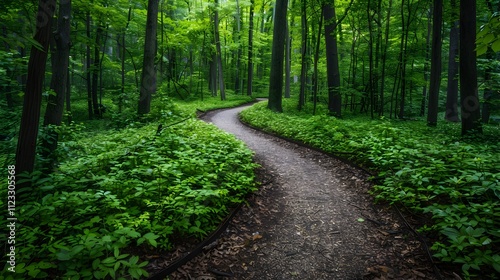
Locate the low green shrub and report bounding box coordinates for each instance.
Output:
[0,119,257,279]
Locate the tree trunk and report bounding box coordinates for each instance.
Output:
[298,0,307,110]
[421,8,431,117]
[460,0,482,134]
[15,0,56,180]
[234,0,242,94]
[284,22,291,99]
[41,0,71,166]
[86,12,93,120]
[427,0,443,126]
[267,0,288,112]
[323,4,342,117]
[214,0,226,100]
[138,0,159,115]
[312,12,323,115]
[445,10,459,122]
[379,0,393,116]
[246,0,255,96]
[367,0,375,118]
[92,24,102,117]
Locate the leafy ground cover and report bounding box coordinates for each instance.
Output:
[0,94,257,279]
[240,99,500,279]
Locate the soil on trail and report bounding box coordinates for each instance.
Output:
[149,104,458,280]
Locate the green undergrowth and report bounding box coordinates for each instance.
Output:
[174,94,255,116]
[0,97,257,278]
[240,99,500,279]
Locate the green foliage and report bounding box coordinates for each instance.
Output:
[477,14,500,55]
[240,99,500,279]
[174,94,255,116]
[0,118,257,278]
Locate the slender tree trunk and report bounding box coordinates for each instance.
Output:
[86,12,93,119]
[92,24,102,117]
[323,4,342,117]
[119,32,126,113]
[427,0,443,126]
[212,0,226,100]
[267,0,288,112]
[2,27,14,107]
[246,0,255,96]
[398,0,407,119]
[15,0,56,180]
[298,0,307,110]
[312,12,323,115]
[460,0,482,134]
[379,0,393,116]
[481,0,500,123]
[367,0,375,118]
[41,0,71,166]
[66,67,71,125]
[285,22,291,98]
[234,0,242,94]
[445,6,459,122]
[421,8,431,116]
[138,0,159,115]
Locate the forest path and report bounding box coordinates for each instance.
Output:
[192,103,440,280]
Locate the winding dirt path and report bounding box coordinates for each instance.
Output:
[163,104,447,280]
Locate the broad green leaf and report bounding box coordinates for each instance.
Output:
[492,39,500,52]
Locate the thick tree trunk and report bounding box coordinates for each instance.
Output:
[15,0,56,179]
[323,4,342,117]
[427,0,443,126]
[41,0,71,166]
[246,0,255,96]
[138,0,159,115]
[460,0,482,134]
[267,0,288,112]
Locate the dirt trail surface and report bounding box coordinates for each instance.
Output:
[153,104,456,280]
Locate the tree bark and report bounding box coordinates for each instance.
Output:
[445,9,459,122]
[41,0,71,166]
[285,22,291,99]
[246,0,255,96]
[460,0,482,134]
[138,0,159,115]
[427,0,443,126]
[298,0,307,110]
[86,12,93,119]
[214,0,226,100]
[15,0,56,179]
[267,0,288,112]
[323,4,342,117]
[92,24,102,117]
[379,0,393,116]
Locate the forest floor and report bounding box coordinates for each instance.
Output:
[149,103,461,280]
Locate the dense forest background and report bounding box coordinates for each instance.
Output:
[1,0,499,278]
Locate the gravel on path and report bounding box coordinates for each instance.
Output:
[160,103,451,280]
